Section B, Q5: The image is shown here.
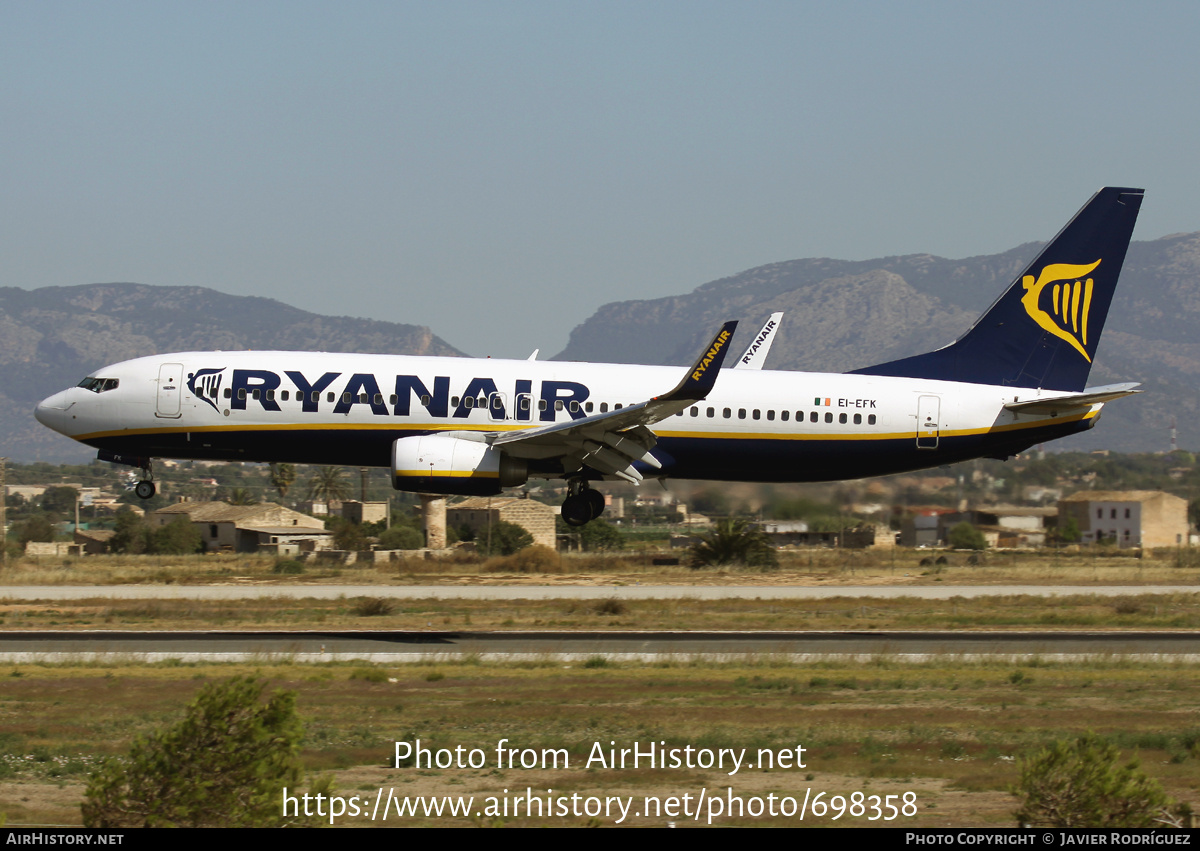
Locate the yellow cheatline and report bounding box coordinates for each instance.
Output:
[77,408,1096,445]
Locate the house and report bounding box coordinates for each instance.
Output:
[151,501,330,553]
[1058,491,1189,548]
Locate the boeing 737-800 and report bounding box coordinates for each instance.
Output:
[35,187,1144,525]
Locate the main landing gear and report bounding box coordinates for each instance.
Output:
[561,479,605,527]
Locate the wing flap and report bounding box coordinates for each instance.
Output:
[489,321,738,480]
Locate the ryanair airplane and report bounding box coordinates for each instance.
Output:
[35,187,1143,526]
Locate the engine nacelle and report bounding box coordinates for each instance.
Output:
[392,435,528,496]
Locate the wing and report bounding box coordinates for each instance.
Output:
[488,321,738,484]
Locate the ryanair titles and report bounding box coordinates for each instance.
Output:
[691,329,732,382]
[186,367,590,423]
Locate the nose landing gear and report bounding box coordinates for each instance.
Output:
[561,479,605,527]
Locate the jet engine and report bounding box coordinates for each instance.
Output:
[392,435,528,496]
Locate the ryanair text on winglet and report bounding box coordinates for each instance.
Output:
[692,330,732,381]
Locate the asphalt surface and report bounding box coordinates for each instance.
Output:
[3,629,1200,663]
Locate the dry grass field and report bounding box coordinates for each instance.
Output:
[2,657,1199,827]
[2,548,1198,828]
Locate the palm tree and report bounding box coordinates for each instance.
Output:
[268,463,297,499]
[227,487,258,506]
[307,466,351,505]
[689,517,777,569]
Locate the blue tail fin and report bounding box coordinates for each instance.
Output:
[851,187,1144,391]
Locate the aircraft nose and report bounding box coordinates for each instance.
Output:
[35,390,71,433]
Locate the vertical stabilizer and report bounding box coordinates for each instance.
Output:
[852,187,1143,391]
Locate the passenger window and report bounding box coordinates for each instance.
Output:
[781,411,789,422]
[342,392,351,403]
[464,397,474,408]
[600,402,609,413]
[359,393,369,404]
[224,388,232,399]
[706,407,714,418]
[825,412,833,423]
[690,407,698,417]
[586,402,594,413]
[752,409,761,420]
[392,395,400,405]
[311,391,319,403]
[569,401,579,412]
[519,398,530,411]
[615,403,623,410]
[452,396,460,407]
[839,413,847,424]
[555,400,564,411]
[853,413,861,424]
[374,394,383,405]
[738,409,746,419]
[868,414,876,425]
[809,411,817,423]
[723,408,731,418]
[327,392,335,403]
[766,410,774,421]
[280,390,289,401]
[238,389,246,400]
[252,389,261,400]
[539,400,548,411]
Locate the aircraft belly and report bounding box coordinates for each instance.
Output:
[81,415,1094,481]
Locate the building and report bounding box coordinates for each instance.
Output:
[341,500,389,525]
[1058,491,1189,548]
[445,495,556,549]
[151,501,330,553]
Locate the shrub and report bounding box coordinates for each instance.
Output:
[352,597,395,617]
[947,521,988,551]
[1013,733,1171,827]
[82,677,305,827]
[272,559,305,575]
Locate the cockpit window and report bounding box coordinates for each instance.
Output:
[77,377,119,393]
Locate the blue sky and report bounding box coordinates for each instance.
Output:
[4,1,1198,357]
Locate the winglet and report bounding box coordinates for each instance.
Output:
[735,312,783,369]
[657,320,738,403]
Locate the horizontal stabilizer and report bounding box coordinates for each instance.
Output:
[1004,383,1141,414]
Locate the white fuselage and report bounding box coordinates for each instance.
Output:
[35,350,1100,486]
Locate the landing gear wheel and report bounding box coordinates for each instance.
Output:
[135,480,156,500]
[561,494,592,527]
[583,488,605,521]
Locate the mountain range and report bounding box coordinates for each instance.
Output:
[555,233,1200,455]
[4,231,1199,462]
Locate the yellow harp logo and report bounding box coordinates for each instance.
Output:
[1020,260,1102,362]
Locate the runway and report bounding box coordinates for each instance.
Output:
[4,629,1200,663]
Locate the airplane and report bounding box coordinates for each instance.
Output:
[35,187,1144,526]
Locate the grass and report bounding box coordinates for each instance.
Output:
[5,546,1200,587]
[2,657,1199,827]
[2,592,1200,631]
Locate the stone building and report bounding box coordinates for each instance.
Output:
[151,500,329,553]
[445,495,556,549]
[1058,491,1188,549]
